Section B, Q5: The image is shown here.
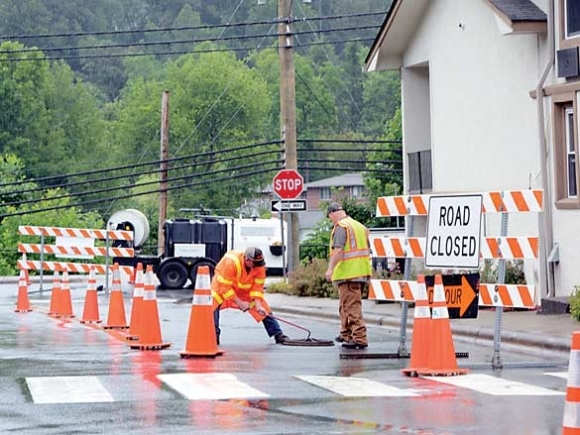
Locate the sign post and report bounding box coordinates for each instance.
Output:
[425,195,483,269]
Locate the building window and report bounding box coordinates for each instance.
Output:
[554,99,580,208]
[566,0,580,38]
[320,187,332,200]
[566,107,578,197]
[350,186,363,198]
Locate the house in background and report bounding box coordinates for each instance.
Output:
[364,0,580,303]
[299,172,368,241]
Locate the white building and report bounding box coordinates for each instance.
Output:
[365,0,580,301]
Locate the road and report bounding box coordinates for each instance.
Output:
[0,282,571,434]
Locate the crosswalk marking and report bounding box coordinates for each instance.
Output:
[295,375,419,397]
[23,372,567,404]
[26,376,114,404]
[157,373,270,400]
[545,372,568,380]
[426,373,564,396]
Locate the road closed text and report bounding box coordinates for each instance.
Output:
[425,195,483,269]
[429,235,477,257]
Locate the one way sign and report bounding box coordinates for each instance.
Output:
[271,200,307,212]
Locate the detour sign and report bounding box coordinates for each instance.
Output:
[425,273,480,319]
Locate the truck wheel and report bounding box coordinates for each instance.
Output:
[157,261,188,289]
[189,261,215,288]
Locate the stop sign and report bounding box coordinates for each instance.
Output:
[273,169,304,199]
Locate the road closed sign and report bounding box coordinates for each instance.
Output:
[425,194,483,269]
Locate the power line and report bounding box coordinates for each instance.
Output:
[0,12,385,41]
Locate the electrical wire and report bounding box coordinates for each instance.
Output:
[0,12,385,41]
[0,140,282,188]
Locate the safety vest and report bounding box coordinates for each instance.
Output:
[330,217,371,282]
[211,250,266,304]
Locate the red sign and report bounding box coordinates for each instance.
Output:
[273,169,304,199]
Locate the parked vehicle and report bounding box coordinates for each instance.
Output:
[107,209,287,289]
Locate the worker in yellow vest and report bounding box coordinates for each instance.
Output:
[325,203,372,350]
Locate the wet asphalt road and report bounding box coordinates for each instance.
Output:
[0,282,572,434]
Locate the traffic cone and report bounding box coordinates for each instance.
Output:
[104,263,129,329]
[402,274,430,376]
[48,271,61,316]
[417,274,467,376]
[563,331,580,434]
[14,269,32,313]
[126,263,144,341]
[80,266,101,324]
[180,265,224,358]
[55,268,74,318]
[129,265,171,350]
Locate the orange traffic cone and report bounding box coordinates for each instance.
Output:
[417,274,467,376]
[402,274,430,376]
[80,266,101,324]
[563,331,580,434]
[126,263,144,341]
[48,271,61,316]
[129,265,170,350]
[15,269,32,313]
[180,265,224,358]
[104,263,129,330]
[55,268,74,318]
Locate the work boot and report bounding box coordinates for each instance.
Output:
[274,333,289,344]
[341,341,368,350]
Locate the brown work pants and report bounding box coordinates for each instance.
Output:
[338,281,367,345]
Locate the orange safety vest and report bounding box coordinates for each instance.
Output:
[211,250,266,306]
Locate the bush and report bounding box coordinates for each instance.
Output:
[287,258,337,298]
[570,286,580,321]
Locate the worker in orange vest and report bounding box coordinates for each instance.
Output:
[211,247,289,345]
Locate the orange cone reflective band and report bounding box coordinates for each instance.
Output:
[104,263,128,329]
[180,265,224,358]
[417,274,467,376]
[563,332,580,434]
[15,269,32,313]
[48,271,61,316]
[81,266,101,324]
[129,265,170,350]
[126,263,144,341]
[56,268,75,318]
[402,275,430,376]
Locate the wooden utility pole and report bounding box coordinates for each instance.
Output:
[158,90,170,255]
[278,0,300,271]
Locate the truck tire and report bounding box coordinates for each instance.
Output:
[189,260,216,288]
[157,260,188,289]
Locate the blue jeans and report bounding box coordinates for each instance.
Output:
[213,306,283,340]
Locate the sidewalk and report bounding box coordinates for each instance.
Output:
[266,292,579,354]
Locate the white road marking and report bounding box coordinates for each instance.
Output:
[426,373,564,396]
[295,375,419,397]
[545,372,568,380]
[26,376,114,403]
[158,373,269,400]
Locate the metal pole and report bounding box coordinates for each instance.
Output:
[491,211,509,369]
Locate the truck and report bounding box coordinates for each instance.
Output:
[107,209,287,290]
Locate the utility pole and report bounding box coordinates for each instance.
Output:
[158,90,170,255]
[278,0,300,272]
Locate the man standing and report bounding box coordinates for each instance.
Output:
[211,246,289,345]
[325,203,372,349]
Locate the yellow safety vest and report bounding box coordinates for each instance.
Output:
[330,217,371,282]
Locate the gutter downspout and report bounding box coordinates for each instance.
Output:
[536,0,555,298]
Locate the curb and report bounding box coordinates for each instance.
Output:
[273,305,572,354]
